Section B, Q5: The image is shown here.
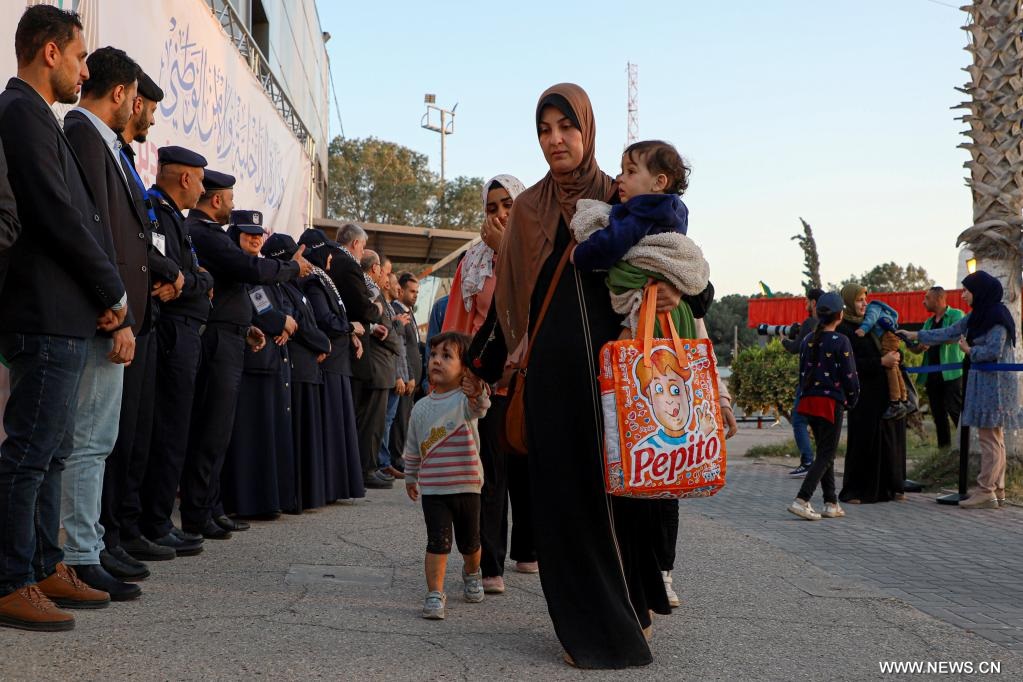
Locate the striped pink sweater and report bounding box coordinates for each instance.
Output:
[403,388,490,495]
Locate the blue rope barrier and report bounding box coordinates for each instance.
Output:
[906,363,1023,374]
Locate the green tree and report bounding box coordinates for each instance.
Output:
[728,340,799,420]
[430,176,485,231]
[327,136,484,231]
[830,262,935,293]
[791,217,822,292]
[703,294,758,365]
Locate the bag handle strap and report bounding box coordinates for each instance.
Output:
[638,284,686,367]
[520,241,575,368]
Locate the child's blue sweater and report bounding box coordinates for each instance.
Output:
[799,330,860,408]
[573,193,688,271]
[858,300,899,336]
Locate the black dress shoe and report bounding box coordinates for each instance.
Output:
[100,548,150,581]
[214,515,250,532]
[151,532,203,557]
[170,526,203,543]
[122,535,176,561]
[74,564,142,602]
[183,519,232,540]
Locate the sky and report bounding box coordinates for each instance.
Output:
[318,0,973,296]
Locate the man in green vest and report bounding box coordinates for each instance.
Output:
[909,286,964,449]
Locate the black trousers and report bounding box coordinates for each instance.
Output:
[926,377,962,448]
[507,448,536,563]
[798,403,844,504]
[652,498,680,572]
[101,331,157,548]
[350,378,388,477]
[179,324,246,529]
[388,392,413,467]
[478,395,509,577]
[140,316,203,538]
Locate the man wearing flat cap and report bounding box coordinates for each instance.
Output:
[100,67,189,580]
[182,199,312,540]
[137,146,213,557]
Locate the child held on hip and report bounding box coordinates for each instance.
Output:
[854,300,910,420]
[404,331,490,620]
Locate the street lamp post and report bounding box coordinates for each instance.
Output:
[421,94,456,227]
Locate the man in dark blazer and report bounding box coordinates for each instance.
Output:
[388,272,423,469]
[0,5,127,631]
[95,67,185,580]
[60,45,143,602]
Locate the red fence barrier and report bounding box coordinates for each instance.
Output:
[747,289,967,327]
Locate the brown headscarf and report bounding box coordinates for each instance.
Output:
[493,83,616,350]
[841,283,867,325]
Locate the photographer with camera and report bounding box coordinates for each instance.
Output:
[778,289,824,477]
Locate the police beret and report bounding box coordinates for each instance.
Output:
[157,145,207,168]
[230,209,265,234]
[202,169,236,191]
[297,228,329,250]
[137,70,164,102]
[262,233,298,259]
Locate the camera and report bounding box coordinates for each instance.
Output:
[757,322,800,339]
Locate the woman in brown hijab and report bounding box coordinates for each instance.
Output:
[472,83,675,669]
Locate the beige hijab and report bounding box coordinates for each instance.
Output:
[493,83,616,349]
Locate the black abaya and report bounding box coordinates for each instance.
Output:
[838,320,906,503]
[524,222,665,668]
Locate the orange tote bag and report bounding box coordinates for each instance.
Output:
[599,286,727,499]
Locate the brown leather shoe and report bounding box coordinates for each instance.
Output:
[37,563,110,609]
[383,466,406,480]
[0,585,75,631]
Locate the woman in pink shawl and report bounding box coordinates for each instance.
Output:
[442,174,537,593]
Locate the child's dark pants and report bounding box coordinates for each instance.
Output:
[797,402,844,504]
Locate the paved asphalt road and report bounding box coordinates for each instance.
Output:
[4,426,1021,681]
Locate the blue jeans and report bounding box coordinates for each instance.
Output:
[377,390,401,469]
[792,392,814,466]
[0,333,88,595]
[62,337,124,565]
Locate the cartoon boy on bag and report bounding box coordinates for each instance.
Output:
[636,349,716,450]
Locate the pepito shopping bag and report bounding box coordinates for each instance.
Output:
[599,286,727,499]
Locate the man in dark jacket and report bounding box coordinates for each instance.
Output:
[388,272,423,469]
[0,5,127,631]
[782,288,823,478]
[61,45,150,602]
[138,146,211,556]
[182,201,311,539]
[98,67,185,580]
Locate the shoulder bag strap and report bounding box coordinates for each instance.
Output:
[520,241,574,369]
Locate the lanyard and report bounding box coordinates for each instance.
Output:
[120,149,159,225]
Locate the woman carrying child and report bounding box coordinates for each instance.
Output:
[787,292,860,520]
[901,271,1022,509]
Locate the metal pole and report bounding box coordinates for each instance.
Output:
[937,358,969,505]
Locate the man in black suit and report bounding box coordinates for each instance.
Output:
[61,45,144,602]
[97,67,185,580]
[328,224,391,488]
[0,142,19,253]
[0,5,127,631]
[388,272,423,469]
[139,146,211,557]
[182,191,311,539]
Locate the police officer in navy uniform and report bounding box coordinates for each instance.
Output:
[182,197,313,539]
[138,146,212,557]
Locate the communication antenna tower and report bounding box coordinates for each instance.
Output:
[627,62,639,145]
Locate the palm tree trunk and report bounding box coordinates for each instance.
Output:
[955,1,1023,469]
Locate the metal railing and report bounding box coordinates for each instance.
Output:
[205,0,313,153]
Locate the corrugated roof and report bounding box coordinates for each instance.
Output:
[311,218,476,265]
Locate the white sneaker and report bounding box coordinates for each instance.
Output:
[787,498,821,521]
[422,591,446,619]
[662,570,680,607]
[462,569,484,603]
[821,502,845,518]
